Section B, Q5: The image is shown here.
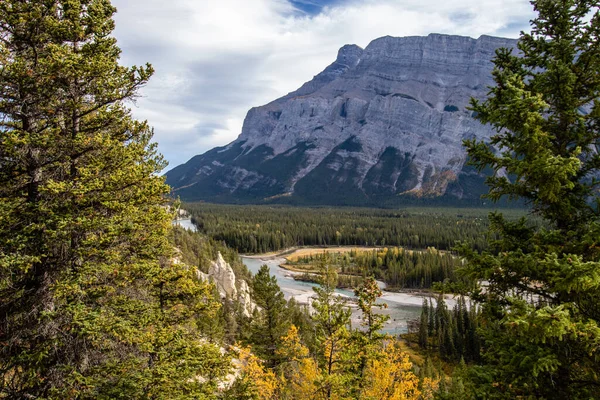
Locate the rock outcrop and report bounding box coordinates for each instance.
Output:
[197,252,256,318]
[209,253,239,299]
[237,280,255,319]
[166,34,518,205]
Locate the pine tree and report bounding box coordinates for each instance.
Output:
[250,265,290,367]
[0,1,229,397]
[418,299,429,349]
[427,299,435,336]
[286,297,317,357]
[354,276,389,340]
[461,0,600,397]
[311,262,352,399]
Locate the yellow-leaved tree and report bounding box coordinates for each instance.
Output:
[234,346,278,399]
[360,342,438,400]
[276,325,321,400]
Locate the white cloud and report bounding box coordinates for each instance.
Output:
[111,0,535,170]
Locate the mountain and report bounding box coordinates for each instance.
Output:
[165,33,518,206]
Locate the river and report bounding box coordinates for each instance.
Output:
[173,218,197,231]
[175,218,436,334]
[241,256,423,335]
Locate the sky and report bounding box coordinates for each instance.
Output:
[111,0,536,170]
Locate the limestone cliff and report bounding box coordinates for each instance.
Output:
[166,34,518,205]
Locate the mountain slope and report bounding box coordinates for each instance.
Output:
[166,33,517,205]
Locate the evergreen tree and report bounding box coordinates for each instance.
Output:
[0,1,229,397]
[418,299,429,349]
[286,297,316,357]
[354,276,389,340]
[427,299,435,336]
[416,295,480,363]
[250,265,290,367]
[461,0,600,397]
[311,262,352,398]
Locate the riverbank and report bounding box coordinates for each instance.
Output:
[241,248,466,309]
[241,253,471,334]
[241,247,301,260]
[241,256,422,334]
[242,245,387,260]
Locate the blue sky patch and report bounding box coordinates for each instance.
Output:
[289,0,342,15]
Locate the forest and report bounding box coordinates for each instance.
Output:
[285,247,471,292]
[185,203,529,253]
[171,227,444,398]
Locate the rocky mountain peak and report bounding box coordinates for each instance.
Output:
[166,34,518,206]
[336,44,363,66]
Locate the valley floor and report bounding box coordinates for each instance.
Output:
[241,248,466,335]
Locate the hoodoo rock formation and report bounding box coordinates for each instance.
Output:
[196,252,256,318]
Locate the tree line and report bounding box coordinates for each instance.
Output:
[415,296,481,364]
[289,247,471,291]
[185,203,529,254]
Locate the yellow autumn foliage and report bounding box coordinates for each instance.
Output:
[360,343,429,400]
[237,345,278,399]
[237,330,439,400]
[276,325,322,400]
[420,377,440,400]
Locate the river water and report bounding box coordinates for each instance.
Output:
[241,256,423,335]
[173,218,197,231]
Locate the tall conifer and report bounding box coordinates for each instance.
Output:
[250,265,290,367]
[461,0,600,397]
[0,1,229,397]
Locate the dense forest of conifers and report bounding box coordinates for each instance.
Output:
[414,296,481,363]
[288,247,470,291]
[185,203,530,254]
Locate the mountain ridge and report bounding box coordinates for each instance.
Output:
[166,33,518,206]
